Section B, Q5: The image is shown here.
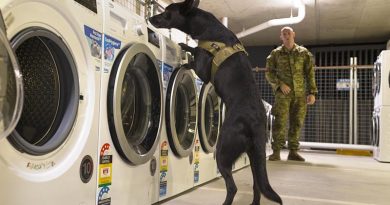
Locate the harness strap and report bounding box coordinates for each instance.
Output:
[198,40,248,84]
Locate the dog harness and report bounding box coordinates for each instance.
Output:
[198,40,248,84]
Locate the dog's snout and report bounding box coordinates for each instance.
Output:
[149,16,160,26]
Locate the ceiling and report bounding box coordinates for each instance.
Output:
[160,0,390,46]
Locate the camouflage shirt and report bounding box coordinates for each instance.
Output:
[266,44,318,97]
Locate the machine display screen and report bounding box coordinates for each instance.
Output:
[74,0,97,13]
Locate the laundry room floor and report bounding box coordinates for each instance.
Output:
[157,150,390,205]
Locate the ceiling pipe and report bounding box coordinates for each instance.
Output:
[236,0,306,39]
[221,17,228,27]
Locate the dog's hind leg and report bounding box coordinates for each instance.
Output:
[216,148,239,205]
[216,122,247,205]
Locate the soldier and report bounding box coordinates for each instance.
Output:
[265,26,318,161]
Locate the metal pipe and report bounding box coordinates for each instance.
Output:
[353,57,358,144]
[221,17,228,28]
[300,142,373,151]
[236,0,305,39]
[252,65,374,72]
[349,57,354,144]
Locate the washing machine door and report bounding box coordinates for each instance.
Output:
[371,112,377,146]
[372,61,381,97]
[108,43,162,165]
[0,13,23,140]
[5,28,80,155]
[166,67,197,157]
[376,111,380,147]
[198,83,221,153]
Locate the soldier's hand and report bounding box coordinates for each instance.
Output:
[280,83,291,95]
[307,94,316,105]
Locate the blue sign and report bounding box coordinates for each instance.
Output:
[103,35,121,62]
[84,25,102,59]
[162,63,174,89]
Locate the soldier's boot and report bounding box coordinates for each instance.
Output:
[268,150,281,161]
[287,150,305,161]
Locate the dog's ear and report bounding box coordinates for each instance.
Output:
[181,0,199,14]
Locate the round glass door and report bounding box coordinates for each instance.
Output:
[375,114,380,147]
[7,28,79,155]
[371,113,377,146]
[108,43,162,165]
[198,83,221,153]
[372,62,381,97]
[0,25,23,140]
[166,68,197,157]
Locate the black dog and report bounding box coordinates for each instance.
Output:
[150,1,282,204]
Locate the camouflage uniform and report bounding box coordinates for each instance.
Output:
[265,44,317,151]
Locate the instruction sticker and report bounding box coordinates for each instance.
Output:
[84,25,102,60]
[159,140,169,197]
[97,186,111,205]
[162,63,174,89]
[194,139,200,183]
[104,35,121,62]
[103,34,121,73]
[99,143,112,187]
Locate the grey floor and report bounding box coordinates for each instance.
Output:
[160,150,390,205]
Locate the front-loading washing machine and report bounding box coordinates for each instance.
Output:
[193,79,222,186]
[158,35,198,200]
[373,50,390,109]
[98,1,162,204]
[372,106,390,162]
[0,0,103,204]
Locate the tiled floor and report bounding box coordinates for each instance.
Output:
[158,150,390,205]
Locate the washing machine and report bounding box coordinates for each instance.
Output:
[373,50,390,109]
[0,0,103,204]
[372,106,390,162]
[158,35,198,200]
[98,1,163,204]
[193,79,222,186]
[372,50,390,162]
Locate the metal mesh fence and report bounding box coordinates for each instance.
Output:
[112,0,147,17]
[253,65,374,145]
[303,67,352,144]
[356,67,374,145]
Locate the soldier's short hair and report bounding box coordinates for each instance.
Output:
[281,26,294,32]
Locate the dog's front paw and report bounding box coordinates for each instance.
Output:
[179,43,195,54]
[179,43,189,50]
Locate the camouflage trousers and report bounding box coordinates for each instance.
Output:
[271,92,307,151]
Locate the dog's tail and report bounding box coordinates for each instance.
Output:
[250,133,283,205]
